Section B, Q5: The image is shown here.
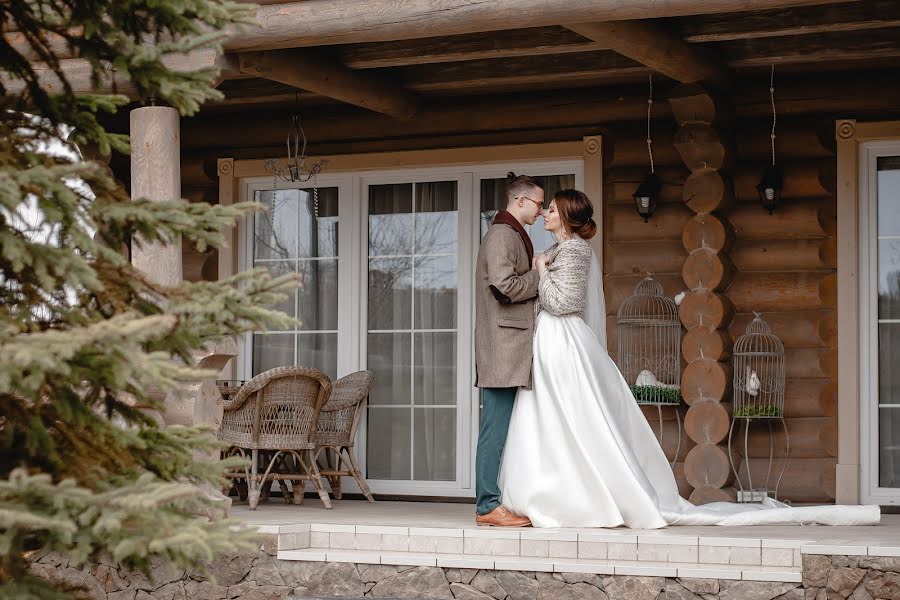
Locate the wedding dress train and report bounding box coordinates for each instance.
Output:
[498,238,879,529]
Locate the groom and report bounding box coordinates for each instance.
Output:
[473,174,544,527]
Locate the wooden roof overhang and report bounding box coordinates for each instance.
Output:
[10,1,900,160]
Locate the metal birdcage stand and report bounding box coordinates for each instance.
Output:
[616,275,683,468]
[728,312,790,502]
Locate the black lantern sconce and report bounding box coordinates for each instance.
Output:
[633,74,658,221]
[633,173,662,222]
[757,65,782,214]
[756,165,782,215]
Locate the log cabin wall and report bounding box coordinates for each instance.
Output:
[170,96,882,505]
[605,110,839,504]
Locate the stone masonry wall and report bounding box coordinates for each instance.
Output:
[29,546,900,600]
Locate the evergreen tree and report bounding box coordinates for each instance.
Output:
[0,2,297,598]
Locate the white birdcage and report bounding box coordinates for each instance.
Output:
[732,313,785,419]
[616,276,682,406]
[729,312,789,502]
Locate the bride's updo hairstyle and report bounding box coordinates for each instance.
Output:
[553,189,597,240]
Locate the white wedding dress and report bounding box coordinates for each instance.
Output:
[498,237,879,528]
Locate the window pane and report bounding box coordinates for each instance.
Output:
[413,408,456,481]
[367,333,411,406]
[880,406,900,488]
[415,256,457,330]
[255,189,299,260]
[298,259,338,330]
[369,183,413,256]
[480,174,576,253]
[415,332,456,406]
[879,323,900,408]
[253,333,294,373]
[295,332,337,380]
[877,157,900,237]
[877,155,900,489]
[256,261,296,323]
[879,239,900,321]
[300,187,339,258]
[415,181,458,255]
[368,257,412,330]
[367,407,411,480]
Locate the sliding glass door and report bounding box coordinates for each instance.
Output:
[362,175,473,492]
[239,159,583,496]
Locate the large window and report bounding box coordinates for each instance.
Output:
[873,156,900,487]
[250,187,340,379]
[861,142,900,502]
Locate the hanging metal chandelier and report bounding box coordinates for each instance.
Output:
[264,110,328,186]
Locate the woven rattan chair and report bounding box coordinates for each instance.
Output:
[315,370,375,502]
[218,365,333,510]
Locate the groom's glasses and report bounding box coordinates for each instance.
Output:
[518,196,544,211]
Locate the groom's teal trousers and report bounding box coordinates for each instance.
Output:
[475,387,517,515]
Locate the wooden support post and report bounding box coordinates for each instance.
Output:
[131,106,183,284]
[670,87,737,504]
[130,106,236,432]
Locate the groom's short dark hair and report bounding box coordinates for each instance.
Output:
[506,172,543,202]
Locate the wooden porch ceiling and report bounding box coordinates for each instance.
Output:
[203,1,900,115]
[11,1,900,118]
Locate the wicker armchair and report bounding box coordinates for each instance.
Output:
[315,370,375,502]
[218,365,332,510]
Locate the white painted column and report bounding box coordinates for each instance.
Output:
[130,106,183,284]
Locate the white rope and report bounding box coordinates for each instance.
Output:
[770,65,777,167]
[646,73,655,174]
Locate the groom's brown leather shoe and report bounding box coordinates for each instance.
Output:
[475,506,532,527]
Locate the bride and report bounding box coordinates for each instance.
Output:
[497,189,880,529]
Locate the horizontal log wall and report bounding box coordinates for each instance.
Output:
[168,76,855,504]
[604,113,838,503]
[604,121,694,496]
[727,116,838,504]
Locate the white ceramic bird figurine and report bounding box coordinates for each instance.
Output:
[636,370,658,386]
[674,291,686,306]
[635,369,680,390]
[745,365,761,397]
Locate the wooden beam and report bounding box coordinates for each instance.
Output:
[338,27,604,69]
[681,0,900,42]
[397,51,650,93]
[223,0,856,52]
[237,49,418,119]
[566,20,732,85]
[212,51,650,107]
[181,84,673,151]
[726,29,900,68]
[2,48,223,96]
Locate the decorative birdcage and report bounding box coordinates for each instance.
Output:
[616,276,682,406]
[732,313,785,419]
[728,312,789,502]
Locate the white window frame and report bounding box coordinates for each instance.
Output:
[859,139,900,505]
[237,175,357,380]
[237,158,583,498]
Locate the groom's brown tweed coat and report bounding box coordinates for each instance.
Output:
[474,220,540,389]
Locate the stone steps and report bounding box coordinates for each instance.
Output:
[276,548,802,582]
[266,523,807,583]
